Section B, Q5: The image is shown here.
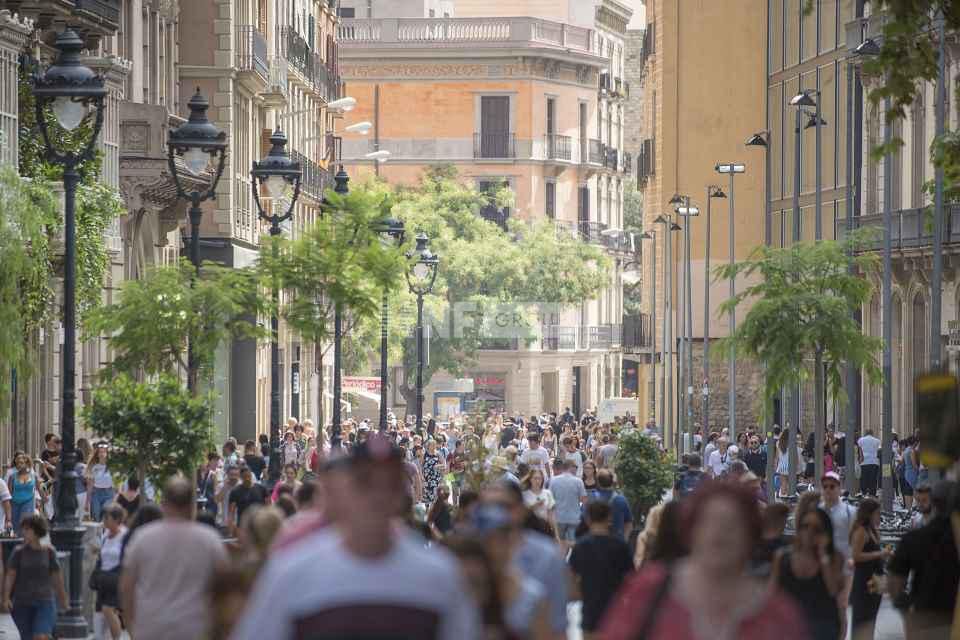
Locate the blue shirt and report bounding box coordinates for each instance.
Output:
[513,531,568,633]
[585,489,633,540]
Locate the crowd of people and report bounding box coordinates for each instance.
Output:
[0,409,957,640]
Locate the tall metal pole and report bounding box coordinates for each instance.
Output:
[187,193,202,394]
[267,219,282,482]
[881,94,894,511]
[678,216,687,451]
[704,191,712,432]
[815,95,823,241]
[814,89,825,482]
[683,198,693,442]
[379,291,389,432]
[332,304,343,444]
[52,166,85,638]
[415,293,426,429]
[728,171,737,441]
[932,11,946,372]
[665,221,674,452]
[788,106,802,494]
[844,61,858,495]
[659,223,667,440]
[650,234,658,424]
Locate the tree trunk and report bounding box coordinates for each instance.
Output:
[815,349,825,484]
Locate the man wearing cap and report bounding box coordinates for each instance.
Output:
[233,435,479,639]
[820,470,856,635]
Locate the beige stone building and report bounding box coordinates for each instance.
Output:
[338,0,634,417]
[634,0,767,444]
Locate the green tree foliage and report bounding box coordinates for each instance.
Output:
[717,236,884,478]
[84,374,215,488]
[0,166,59,416]
[259,186,408,348]
[622,181,643,315]
[85,260,267,389]
[348,166,612,410]
[613,430,673,520]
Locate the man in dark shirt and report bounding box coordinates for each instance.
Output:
[741,435,767,479]
[228,466,267,535]
[499,422,517,450]
[569,501,633,636]
[242,440,266,481]
[888,480,959,638]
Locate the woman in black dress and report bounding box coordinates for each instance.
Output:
[771,507,844,640]
[849,498,890,640]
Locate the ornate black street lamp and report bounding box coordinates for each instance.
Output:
[374,218,405,432]
[251,129,302,483]
[406,233,439,431]
[331,166,349,446]
[167,88,228,393]
[32,28,106,639]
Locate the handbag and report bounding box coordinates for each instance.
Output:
[88,552,121,592]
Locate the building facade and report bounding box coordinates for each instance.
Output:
[338,6,633,417]
[634,0,767,443]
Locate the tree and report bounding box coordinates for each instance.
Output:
[84,260,267,390]
[622,180,644,315]
[613,430,673,523]
[83,374,215,489]
[347,166,612,412]
[717,236,883,482]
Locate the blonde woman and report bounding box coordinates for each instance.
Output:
[86,444,115,522]
[633,502,665,568]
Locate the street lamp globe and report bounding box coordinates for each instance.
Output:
[33,29,107,135]
[252,128,302,204]
[407,232,440,295]
[168,89,228,178]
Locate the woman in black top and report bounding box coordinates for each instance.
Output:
[582,460,599,492]
[849,498,890,640]
[771,507,844,640]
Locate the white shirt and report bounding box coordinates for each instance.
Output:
[0,480,10,529]
[821,500,856,560]
[562,450,584,477]
[858,435,881,466]
[231,528,480,640]
[99,525,128,572]
[522,489,556,521]
[90,463,113,489]
[708,448,730,477]
[519,447,551,475]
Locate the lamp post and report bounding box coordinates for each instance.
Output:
[407,233,440,431]
[639,231,657,423]
[676,200,699,451]
[715,162,746,441]
[331,166,349,445]
[703,185,727,431]
[655,214,681,450]
[251,129,302,484]
[375,218,406,432]
[32,29,107,639]
[167,88,228,393]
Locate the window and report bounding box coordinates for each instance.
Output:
[546,181,556,218]
[338,7,355,17]
[477,96,512,158]
[578,186,590,223]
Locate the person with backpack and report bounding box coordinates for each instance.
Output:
[586,470,633,542]
[674,454,706,499]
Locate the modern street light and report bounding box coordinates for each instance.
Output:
[715,162,746,441]
[654,214,681,451]
[639,230,657,424]
[676,200,700,451]
[374,217,406,432]
[32,29,106,639]
[167,88,228,393]
[406,233,440,431]
[703,185,727,431]
[251,129,302,484]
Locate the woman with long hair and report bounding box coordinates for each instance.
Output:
[92,502,128,639]
[86,444,115,522]
[76,439,92,519]
[775,429,791,499]
[7,452,39,536]
[445,535,510,640]
[427,485,454,539]
[582,459,599,492]
[521,469,555,535]
[633,503,665,569]
[772,507,844,640]
[603,482,805,640]
[849,498,889,640]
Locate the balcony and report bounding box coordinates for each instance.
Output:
[622,152,632,175]
[543,134,572,162]
[604,147,619,171]
[278,26,333,95]
[290,150,331,200]
[541,325,577,351]
[622,315,653,353]
[479,337,520,350]
[578,220,609,244]
[474,132,516,159]
[835,206,960,251]
[1,0,120,39]
[578,324,622,350]
[588,139,604,165]
[236,25,269,83]
[339,17,596,56]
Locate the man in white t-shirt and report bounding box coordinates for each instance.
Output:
[519,433,552,480]
[0,479,10,532]
[819,470,857,637]
[707,438,731,478]
[231,434,479,640]
[857,429,881,496]
[561,437,584,477]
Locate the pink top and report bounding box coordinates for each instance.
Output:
[600,564,809,640]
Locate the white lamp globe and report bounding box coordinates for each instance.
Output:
[266,175,288,198]
[413,262,431,280]
[52,97,87,131]
[183,147,211,175]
